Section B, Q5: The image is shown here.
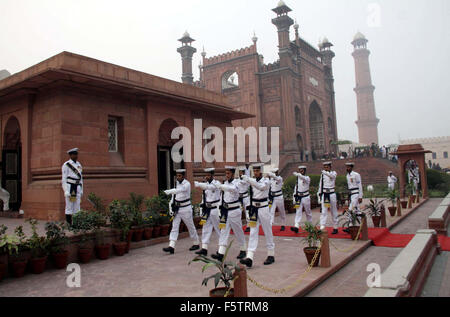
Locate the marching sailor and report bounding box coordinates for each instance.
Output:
[291,166,312,234]
[238,166,251,233]
[408,163,420,195]
[240,164,275,268]
[244,163,251,178]
[344,163,363,233]
[163,169,200,254]
[387,171,397,191]
[267,168,286,230]
[193,168,221,256]
[211,166,247,261]
[62,148,83,225]
[317,162,339,234]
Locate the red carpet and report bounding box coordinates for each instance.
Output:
[237,226,450,251]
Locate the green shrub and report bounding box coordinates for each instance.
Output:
[427,169,450,194]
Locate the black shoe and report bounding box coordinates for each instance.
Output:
[237,251,246,259]
[245,227,250,233]
[343,228,350,234]
[189,245,200,251]
[290,227,299,234]
[240,258,253,268]
[211,253,224,261]
[163,247,175,254]
[332,229,339,235]
[264,256,275,265]
[280,226,285,231]
[195,249,207,256]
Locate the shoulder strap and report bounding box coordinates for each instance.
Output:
[66,162,81,179]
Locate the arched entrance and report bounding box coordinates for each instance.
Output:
[309,101,325,157]
[158,119,184,192]
[2,116,22,211]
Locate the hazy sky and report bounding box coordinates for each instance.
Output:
[1,0,449,145]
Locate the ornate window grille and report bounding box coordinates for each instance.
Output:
[108,118,118,152]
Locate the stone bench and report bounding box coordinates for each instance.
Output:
[365,229,438,297]
[429,197,450,236]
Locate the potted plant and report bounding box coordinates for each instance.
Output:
[144,197,162,238]
[26,219,49,274]
[0,228,21,281]
[142,211,154,240]
[193,204,202,229]
[71,210,95,263]
[387,189,398,217]
[9,226,28,278]
[109,200,132,256]
[363,198,385,227]
[129,193,145,242]
[45,221,70,269]
[406,182,416,203]
[189,241,240,297]
[282,176,296,213]
[338,209,362,240]
[0,224,8,281]
[90,211,110,260]
[301,222,322,267]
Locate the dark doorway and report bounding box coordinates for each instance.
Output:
[2,116,22,211]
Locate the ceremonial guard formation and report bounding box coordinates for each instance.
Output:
[193,168,221,256]
[240,164,275,268]
[163,169,200,254]
[61,148,83,225]
[291,165,312,234]
[268,168,286,230]
[387,171,398,191]
[318,162,339,234]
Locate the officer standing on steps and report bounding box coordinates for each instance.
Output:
[163,169,200,254]
[317,162,339,234]
[211,166,247,261]
[240,163,275,268]
[193,168,221,256]
[344,163,363,234]
[237,166,251,233]
[267,168,286,231]
[62,148,83,226]
[387,171,397,191]
[291,166,312,234]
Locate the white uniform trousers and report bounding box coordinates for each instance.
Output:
[201,208,220,250]
[218,208,247,254]
[169,206,200,248]
[294,196,312,228]
[242,197,250,222]
[388,183,395,191]
[270,196,286,226]
[65,191,82,215]
[320,193,339,229]
[247,206,275,260]
[348,193,360,212]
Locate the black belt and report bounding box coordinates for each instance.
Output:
[239,192,249,198]
[222,200,241,211]
[271,190,283,197]
[322,188,335,194]
[296,191,310,198]
[205,200,220,209]
[175,198,191,207]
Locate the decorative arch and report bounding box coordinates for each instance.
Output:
[157,118,182,192]
[221,70,239,91]
[158,118,179,147]
[296,134,304,152]
[295,106,301,127]
[3,116,21,150]
[309,101,325,156]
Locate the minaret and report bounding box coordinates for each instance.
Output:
[352,32,380,145]
[177,31,197,85]
[271,1,294,68]
[319,37,335,75]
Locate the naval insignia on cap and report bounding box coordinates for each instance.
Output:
[67,148,79,154]
[175,169,186,174]
[204,168,215,173]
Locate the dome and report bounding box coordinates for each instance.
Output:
[0,69,11,80]
[277,0,286,7]
[353,31,366,41]
[182,30,190,38]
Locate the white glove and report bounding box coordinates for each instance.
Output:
[241,175,250,182]
[64,191,70,198]
[267,172,276,178]
[194,181,200,187]
[164,189,177,195]
[169,210,174,217]
[214,182,223,190]
[293,172,301,177]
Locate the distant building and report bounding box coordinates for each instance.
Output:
[0,70,11,81]
[400,137,450,169]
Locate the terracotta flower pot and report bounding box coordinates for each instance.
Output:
[95,244,111,260]
[209,287,234,298]
[78,248,93,264]
[388,207,397,217]
[30,256,47,274]
[411,195,416,203]
[160,224,170,237]
[125,230,133,253]
[143,227,153,240]
[52,250,69,270]
[113,242,127,256]
[303,247,321,267]
[0,262,6,282]
[348,226,361,240]
[152,226,161,238]
[132,227,144,242]
[401,201,408,209]
[11,259,27,278]
[372,216,381,228]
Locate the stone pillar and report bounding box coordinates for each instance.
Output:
[380,204,387,227]
[397,199,402,217]
[361,215,369,241]
[320,230,331,268]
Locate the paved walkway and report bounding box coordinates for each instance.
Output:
[307,198,447,297]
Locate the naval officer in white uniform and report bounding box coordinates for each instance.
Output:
[317,162,339,234]
[194,168,221,256]
[240,164,275,268]
[387,171,398,191]
[267,168,286,230]
[62,148,83,225]
[291,166,312,233]
[163,169,200,254]
[237,166,251,232]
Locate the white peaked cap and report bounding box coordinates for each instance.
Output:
[272,168,279,173]
[345,162,355,166]
[175,169,186,173]
[238,166,246,171]
[204,168,215,173]
[225,166,236,170]
[298,166,307,169]
[67,148,79,154]
[323,161,332,166]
